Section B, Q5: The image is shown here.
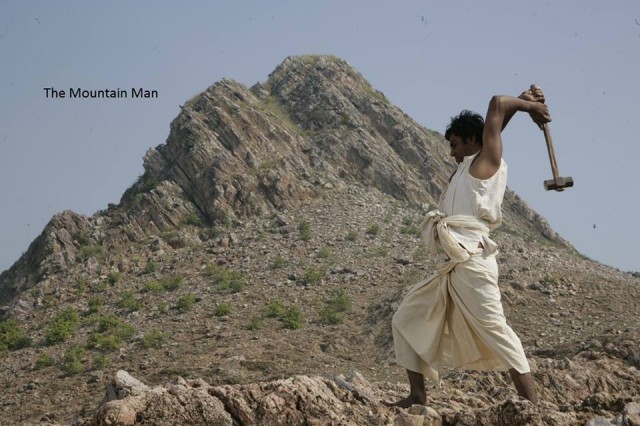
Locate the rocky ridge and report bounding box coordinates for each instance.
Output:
[0,55,638,425]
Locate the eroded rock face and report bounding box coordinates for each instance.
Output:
[87,371,386,426]
[92,371,232,426]
[85,357,640,426]
[86,370,447,426]
[0,210,93,306]
[124,54,562,241]
[105,181,201,246]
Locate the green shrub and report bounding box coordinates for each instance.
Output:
[366,224,381,236]
[160,275,183,291]
[96,315,135,337]
[302,268,323,285]
[271,255,287,269]
[205,262,225,277]
[75,279,89,295]
[0,320,31,351]
[141,331,168,349]
[92,354,109,370]
[246,317,263,331]
[281,307,304,330]
[73,230,91,246]
[34,352,55,370]
[206,264,244,293]
[256,158,285,172]
[87,334,122,352]
[141,280,163,293]
[76,245,104,262]
[224,214,234,229]
[120,172,159,210]
[88,297,105,314]
[264,300,286,318]
[158,302,169,314]
[328,289,352,312]
[222,278,244,294]
[39,294,56,309]
[118,291,143,312]
[319,289,353,325]
[176,294,197,312]
[319,306,344,325]
[107,272,121,285]
[143,261,157,274]
[181,213,202,226]
[402,217,413,226]
[345,230,358,241]
[384,210,394,223]
[139,173,159,193]
[94,280,109,292]
[215,302,232,317]
[264,301,303,329]
[202,226,222,240]
[317,248,331,259]
[298,221,312,241]
[61,346,84,375]
[87,315,135,352]
[45,309,80,345]
[366,247,389,258]
[400,225,420,236]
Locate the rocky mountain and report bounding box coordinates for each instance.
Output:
[0,55,638,425]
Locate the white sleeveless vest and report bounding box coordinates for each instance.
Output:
[440,153,507,252]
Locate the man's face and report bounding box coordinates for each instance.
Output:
[448,134,479,163]
[448,134,468,162]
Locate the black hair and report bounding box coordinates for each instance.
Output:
[445,110,484,146]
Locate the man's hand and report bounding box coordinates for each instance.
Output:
[519,85,549,129]
[519,90,544,103]
[529,102,552,126]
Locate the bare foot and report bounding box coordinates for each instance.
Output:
[382,394,426,408]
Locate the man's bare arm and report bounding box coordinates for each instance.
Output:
[470,94,551,180]
[501,87,545,131]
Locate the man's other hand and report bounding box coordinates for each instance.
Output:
[520,85,548,128]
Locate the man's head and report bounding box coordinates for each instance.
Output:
[445,110,484,163]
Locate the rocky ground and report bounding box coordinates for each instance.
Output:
[1,185,639,425]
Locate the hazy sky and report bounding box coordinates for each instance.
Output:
[1,1,639,273]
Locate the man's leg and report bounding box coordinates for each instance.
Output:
[509,368,538,403]
[384,369,426,408]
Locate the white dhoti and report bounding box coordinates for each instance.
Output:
[392,211,530,382]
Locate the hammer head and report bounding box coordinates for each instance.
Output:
[544,176,574,192]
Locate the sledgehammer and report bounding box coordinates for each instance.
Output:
[531,84,574,192]
[540,123,573,191]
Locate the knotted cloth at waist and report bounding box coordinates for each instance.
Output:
[419,210,498,265]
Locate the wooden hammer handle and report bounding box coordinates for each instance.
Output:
[529,84,560,179]
[542,123,560,179]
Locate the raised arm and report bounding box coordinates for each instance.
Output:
[470,89,551,180]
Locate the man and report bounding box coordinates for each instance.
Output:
[387,86,550,407]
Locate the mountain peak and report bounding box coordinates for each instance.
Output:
[130,54,452,230]
[1,55,568,308]
[267,54,364,87]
